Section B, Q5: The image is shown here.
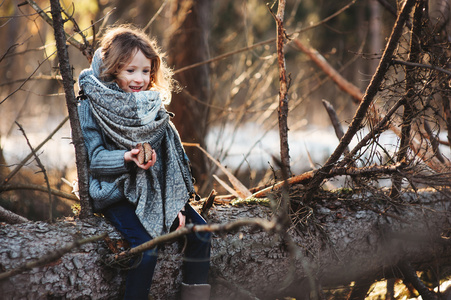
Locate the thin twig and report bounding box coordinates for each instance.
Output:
[183,142,252,198]
[0,183,79,201]
[0,42,22,63]
[1,116,69,186]
[143,0,169,32]
[24,0,85,52]
[424,120,445,163]
[392,59,451,76]
[105,218,277,265]
[339,98,404,167]
[16,122,53,221]
[0,53,55,106]
[252,163,404,198]
[173,0,357,74]
[0,74,63,88]
[304,0,417,200]
[322,99,351,159]
[60,2,92,60]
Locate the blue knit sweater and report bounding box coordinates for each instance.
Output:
[78,98,131,212]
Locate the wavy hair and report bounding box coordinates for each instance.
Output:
[99,24,174,104]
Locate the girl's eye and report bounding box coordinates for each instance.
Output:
[143,70,150,74]
[127,69,134,73]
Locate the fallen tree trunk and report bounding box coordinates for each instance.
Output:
[0,189,450,299]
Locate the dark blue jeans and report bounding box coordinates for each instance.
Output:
[103,201,211,300]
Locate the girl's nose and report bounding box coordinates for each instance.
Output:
[133,74,144,83]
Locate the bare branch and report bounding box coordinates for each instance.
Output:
[272,0,291,177]
[392,59,451,76]
[293,36,447,173]
[174,0,357,75]
[60,2,93,60]
[424,120,445,163]
[252,162,404,198]
[16,122,53,221]
[24,0,88,54]
[322,99,349,156]
[0,53,55,106]
[143,0,169,32]
[0,74,62,88]
[50,0,92,217]
[0,42,22,63]
[398,261,439,300]
[339,98,404,167]
[183,143,252,199]
[0,205,29,224]
[294,39,363,103]
[304,0,417,200]
[1,116,69,186]
[0,183,79,201]
[391,0,424,198]
[105,218,277,266]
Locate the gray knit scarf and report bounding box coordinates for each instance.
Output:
[79,48,194,238]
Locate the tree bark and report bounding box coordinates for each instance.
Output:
[274,0,291,177]
[49,0,92,217]
[1,190,450,300]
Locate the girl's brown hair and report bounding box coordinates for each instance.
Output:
[99,25,174,103]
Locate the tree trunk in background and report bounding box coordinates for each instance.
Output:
[166,0,211,188]
[369,0,383,74]
[355,1,368,91]
[1,190,450,300]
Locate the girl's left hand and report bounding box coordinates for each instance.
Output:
[176,210,186,230]
[124,148,157,170]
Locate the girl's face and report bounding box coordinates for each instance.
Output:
[116,49,152,93]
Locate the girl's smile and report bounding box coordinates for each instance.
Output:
[116,49,152,93]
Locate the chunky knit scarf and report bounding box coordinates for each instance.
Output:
[79,48,194,237]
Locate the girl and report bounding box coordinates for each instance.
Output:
[77,25,211,300]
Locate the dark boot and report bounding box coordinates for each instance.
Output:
[180,282,211,300]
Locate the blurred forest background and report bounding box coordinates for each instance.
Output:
[0,0,447,220]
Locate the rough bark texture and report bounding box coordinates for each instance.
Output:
[49,0,92,217]
[0,190,450,299]
[275,0,291,177]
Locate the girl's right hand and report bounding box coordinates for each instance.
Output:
[124,148,157,170]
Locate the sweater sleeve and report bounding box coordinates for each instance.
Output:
[78,100,131,176]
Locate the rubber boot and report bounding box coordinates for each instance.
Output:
[180,282,211,300]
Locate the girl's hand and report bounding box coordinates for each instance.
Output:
[176,210,186,230]
[124,148,157,170]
